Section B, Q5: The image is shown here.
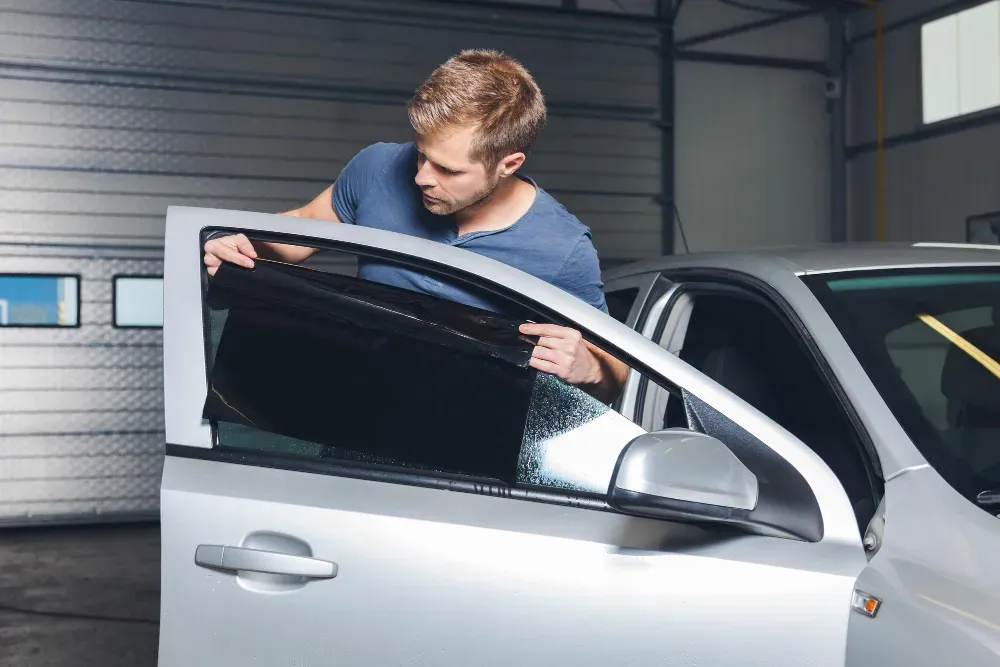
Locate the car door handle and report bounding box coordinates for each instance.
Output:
[195,544,338,579]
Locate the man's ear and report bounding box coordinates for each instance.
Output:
[498,152,526,178]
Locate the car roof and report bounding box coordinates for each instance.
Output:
[604,242,1000,281]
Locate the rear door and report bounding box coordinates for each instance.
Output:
[159,206,867,667]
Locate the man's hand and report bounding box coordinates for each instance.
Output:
[519,323,602,387]
[204,233,258,277]
[519,323,627,403]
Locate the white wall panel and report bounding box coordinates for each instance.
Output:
[676,61,831,251]
[673,1,832,251]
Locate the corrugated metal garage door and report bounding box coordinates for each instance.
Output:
[0,244,163,526]
[0,0,661,525]
[0,0,662,263]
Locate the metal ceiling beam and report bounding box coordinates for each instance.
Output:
[677,7,818,48]
[770,0,872,10]
[675,49,829,74]
[411,0,664,26]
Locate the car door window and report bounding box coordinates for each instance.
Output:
[643,287,879,532]
[203,241,663,497]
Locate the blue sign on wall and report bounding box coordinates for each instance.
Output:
[0,275,79,327]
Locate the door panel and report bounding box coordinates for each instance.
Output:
[161,456,862,667]
[160,206,866,666]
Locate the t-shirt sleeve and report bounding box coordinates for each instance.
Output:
[331,142,397,225]
[555,234,609,314]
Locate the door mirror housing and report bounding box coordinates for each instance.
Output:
[608,430,759,523]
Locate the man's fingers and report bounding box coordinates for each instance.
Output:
[534,335,575,353]
[527,357,561,375]
[207,240,254,269]
[233,234,258,259]
[520,322,573,339]
[531,345,570,368]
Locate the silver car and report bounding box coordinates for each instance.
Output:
[159,207,1000,666]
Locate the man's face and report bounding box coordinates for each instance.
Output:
[414,126,502,216]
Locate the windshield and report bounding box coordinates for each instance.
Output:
[805,267,1000,510]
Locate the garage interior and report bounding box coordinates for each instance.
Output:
[1,0,999,664]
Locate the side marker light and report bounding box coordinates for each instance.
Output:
[852,590,882,618]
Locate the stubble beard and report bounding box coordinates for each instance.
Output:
[422,173,502,217]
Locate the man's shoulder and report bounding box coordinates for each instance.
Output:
[528,185,597,246]
[351,141,415,169]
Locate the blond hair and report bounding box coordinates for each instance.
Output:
[406,49,547,167]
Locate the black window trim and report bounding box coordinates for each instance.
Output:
[112,273,164,329]
[650,268,885,501]
[0,272,83,329]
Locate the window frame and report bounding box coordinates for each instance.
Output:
[190,227,686,512]
[0,273,82,329]
[601,272,659,328]
[112,274,164,329]
[646,269,885,494]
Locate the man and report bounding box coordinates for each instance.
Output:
[204,49,627,403]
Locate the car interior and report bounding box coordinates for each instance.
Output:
[658,290,880,534]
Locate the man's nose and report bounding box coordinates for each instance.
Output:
[415,162,436,188]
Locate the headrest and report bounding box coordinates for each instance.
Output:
[940,325,1000,408]
[701,345,775,415]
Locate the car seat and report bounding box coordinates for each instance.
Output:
[940,314,1000,479]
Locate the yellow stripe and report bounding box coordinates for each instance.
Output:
[918,314,1000,380]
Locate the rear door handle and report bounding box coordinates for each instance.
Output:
[195,544,338,579]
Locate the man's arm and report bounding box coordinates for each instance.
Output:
[203,185,340,276]
[258,185,342,263]
[205,143,395,275]
[586,342,630,404]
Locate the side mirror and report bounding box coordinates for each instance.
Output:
[608,429,759,524]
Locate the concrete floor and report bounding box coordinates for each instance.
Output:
[0,523,160,667]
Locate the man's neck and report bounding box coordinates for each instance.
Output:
[454,176,536,235]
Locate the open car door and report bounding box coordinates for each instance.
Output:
[159,206,869,666]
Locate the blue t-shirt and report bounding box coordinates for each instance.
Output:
[331,142,608,314]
